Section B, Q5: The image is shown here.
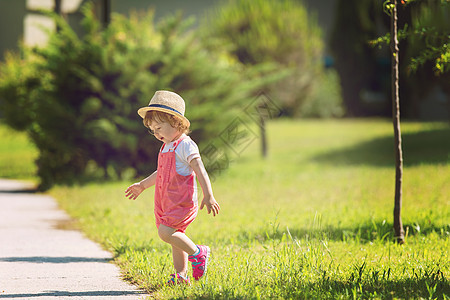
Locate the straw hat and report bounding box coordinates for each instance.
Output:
[137,90,190,127]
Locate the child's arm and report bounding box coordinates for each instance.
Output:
[125,171,157,200]
[190,157,220,216]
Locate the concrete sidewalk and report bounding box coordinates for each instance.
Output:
[0,179,148,299]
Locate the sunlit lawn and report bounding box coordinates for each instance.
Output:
[49,119,449,299]
[0,123,37,179]
[1,119,448,298]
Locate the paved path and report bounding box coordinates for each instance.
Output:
[0,179,148,299]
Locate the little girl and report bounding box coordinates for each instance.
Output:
[125,90,220,285]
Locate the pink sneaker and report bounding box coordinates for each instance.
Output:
[167,273,190,286]
[188,245,210,280]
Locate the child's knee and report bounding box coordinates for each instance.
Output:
[158,225,174,243]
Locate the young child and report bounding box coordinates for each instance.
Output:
[125,90,220,285]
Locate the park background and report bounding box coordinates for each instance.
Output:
[0,0,449,299]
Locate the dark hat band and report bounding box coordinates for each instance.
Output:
[148,104,183,116]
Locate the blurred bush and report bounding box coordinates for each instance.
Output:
[0,4,269,190]
[300,69,344,118]
[200,0,344,118]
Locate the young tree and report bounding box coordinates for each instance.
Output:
[380,0,449,244]
[387,0,405,244]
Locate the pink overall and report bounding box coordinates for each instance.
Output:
[154,136,198,233]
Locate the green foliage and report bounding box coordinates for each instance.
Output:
[50,119,450,299]
[201,0,342,117]
[0,50,42,130]
[300,69,345,118]
[406,0,450,75]
[369,0,450,119]
[0,4,266,189]
[374,0,450,76]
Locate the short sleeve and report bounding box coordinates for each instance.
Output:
[178,138,200,164]
[174,137,201,175]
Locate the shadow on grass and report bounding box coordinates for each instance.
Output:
[243,220,449,244]
[185,268,449,299]
[289,274,449,299]
[312,128,450,167]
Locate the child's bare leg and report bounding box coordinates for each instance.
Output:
[172,245,188,276]
[158,224,197,255]
[158,225,198,276]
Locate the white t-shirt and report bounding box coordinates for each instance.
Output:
[160,134,201,176]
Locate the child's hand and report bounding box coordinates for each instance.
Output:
[125,183,145,200]
[200,195,220,216]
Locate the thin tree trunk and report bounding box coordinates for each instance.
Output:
[54,0,61,32]
[54,0,61,14]
[260,113,267,158]
[102,0,111,28]
[391,0,405,244]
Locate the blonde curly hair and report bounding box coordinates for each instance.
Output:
[143,110,190,135]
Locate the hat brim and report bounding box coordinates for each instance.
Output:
[137,106,190,127]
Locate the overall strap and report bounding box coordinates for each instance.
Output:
[159,135,186,153]
[172,135,187,150]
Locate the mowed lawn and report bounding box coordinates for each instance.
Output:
[0,124,37,179]
[2,119,449,299]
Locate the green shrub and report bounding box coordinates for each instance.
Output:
[200,0,338,117]
[300,69,344,118]
[0,5,267,189]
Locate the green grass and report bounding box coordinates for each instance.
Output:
[0,122,37,179]
[16,119,450,298]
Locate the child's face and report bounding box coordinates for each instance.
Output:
[149,120,181,142]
